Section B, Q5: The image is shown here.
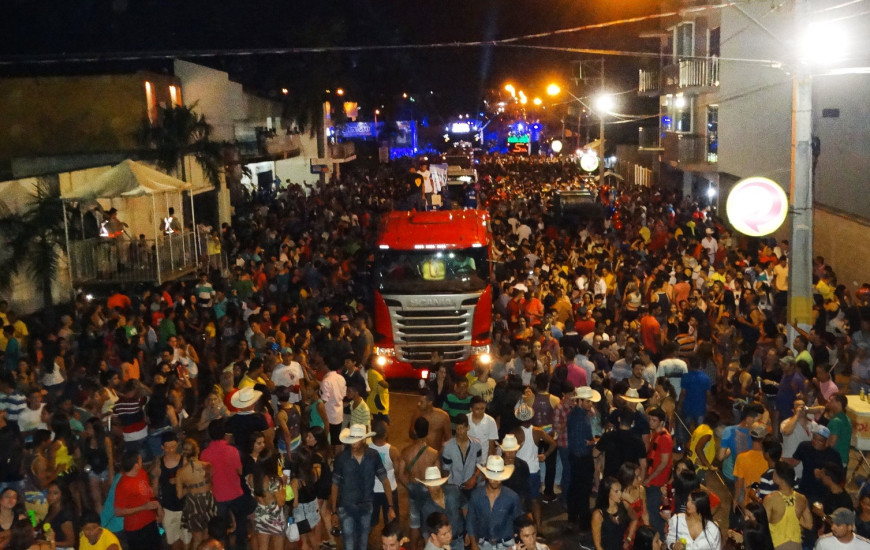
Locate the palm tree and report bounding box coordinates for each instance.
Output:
[138,103,223,186]
[0,177,67,312]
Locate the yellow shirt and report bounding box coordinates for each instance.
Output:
[80,528,121,550]
[366,368,389,415]
[688,424,715,470]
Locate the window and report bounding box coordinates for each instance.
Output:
[144,81,157,123]
[665,94,692,133]
[674,22,695,59]
[709,27,721,58]
[169,85,181,106]
[706,105,718,162]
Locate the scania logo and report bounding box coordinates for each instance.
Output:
[406,297,456,307]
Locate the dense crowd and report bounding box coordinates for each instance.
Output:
[0,155,869,550]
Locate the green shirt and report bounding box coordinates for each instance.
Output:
[828,411,852,464]
[796,349,814,371]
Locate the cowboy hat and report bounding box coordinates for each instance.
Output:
[416,466,449,487]
[573,386,602,403]
[477,455,515,481]
[619,387,647,404]
[339,423,376,445]
[230,387,263,409]
[514,402,534,422]
[499,434,521,452]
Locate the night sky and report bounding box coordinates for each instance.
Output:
[0,0,662,122]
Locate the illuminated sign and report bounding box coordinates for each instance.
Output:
[507,135,530,144]
[509,142,529,155]
[450,122,471,133]
[726,176,788,237]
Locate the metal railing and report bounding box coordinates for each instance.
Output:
[67,232,221,285]
[662,133,713,166]
[639,126,663,149]
[663,57,719,89]
[639,68,661,94]
[329,142,356,160]
[615,160,657,188]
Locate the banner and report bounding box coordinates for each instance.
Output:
[430,164,448,194]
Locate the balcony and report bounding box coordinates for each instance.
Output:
[638,58,719,95]
[638,126,663,150]
[662,133,717,169]
[639,68,661,96]
[329,142,356,163]
[233,122,300,160]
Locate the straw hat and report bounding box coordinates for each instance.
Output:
[573,386,602,403]
[499,434,521,452]
[477,455,515,481]
[339,423,376,445]
[620,387,647,404]
[230,387,263,409]
[416,466,449,487]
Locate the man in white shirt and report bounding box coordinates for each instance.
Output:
[271,348,305,403]
[320,365,347,454]
[815,508,870,550]
[701,228,718,265]
[467,396,499,459]
[657,342,689,398]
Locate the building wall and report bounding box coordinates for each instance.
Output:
[277,131,323,187]
[0,72,179,162]
[814,206,870,292]
[813,73,870,219]
[717,3,792,185]
[173,60,247,142]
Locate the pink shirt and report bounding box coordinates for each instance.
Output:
[201,439,242,502]
[566,362,588,388]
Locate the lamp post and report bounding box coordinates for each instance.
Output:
[594,93,616,165]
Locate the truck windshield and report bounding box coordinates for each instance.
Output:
[375,247,489,294]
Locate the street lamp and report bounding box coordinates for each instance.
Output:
[504,84,516,98]
[594,92,616,162]
[533,97,542,106]
[336,88,345,96]
[546,83,561,97]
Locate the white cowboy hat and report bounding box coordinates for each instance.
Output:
[477,455,515,481]
[573,386,602,403]
[499,434,521,452]
[416,466,449,487]
[619,387,647,404]
[230,387,263,409]
[514,402,534,422]
[339,423,376,445]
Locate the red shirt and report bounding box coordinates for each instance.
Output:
[640,315,662,354]
[114,469,157,532]
[201,440,243,502]
[647,429,673,487]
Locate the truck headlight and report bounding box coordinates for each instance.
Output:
[374,347,396,357]
[472,345,492,365]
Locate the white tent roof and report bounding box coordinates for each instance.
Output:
[62,160,204,199]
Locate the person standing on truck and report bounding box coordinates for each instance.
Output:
[408,167,426,211]
[420,163,434,209]
[463,182,478,209]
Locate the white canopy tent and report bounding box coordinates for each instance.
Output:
[61,160,210,284]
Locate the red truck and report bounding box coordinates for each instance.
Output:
[372,210,493,379]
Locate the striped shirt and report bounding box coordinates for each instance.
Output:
[0,391,26,423]
[114,395,147,441]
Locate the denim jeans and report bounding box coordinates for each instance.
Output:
[339,501,374,550]
[646,484,665,536]
[557,446,571,502]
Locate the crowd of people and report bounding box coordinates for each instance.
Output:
[0,154,869,550]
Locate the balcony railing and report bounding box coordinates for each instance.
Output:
[662,133,716,166]
[638,127,663,149]
[67,232,222,285]
[329,142,356,161]
[639,68,661,94]
[663,57,719,89]
[261,133,300,157]
[232,121,299,158]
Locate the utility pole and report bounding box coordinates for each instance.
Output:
[788,0,814,328]
[599,58,606,162]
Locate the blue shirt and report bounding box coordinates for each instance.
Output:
[421,484,467,541]
[466,485,523,541]
[721,425,750,481]
[332,447,389,507]
[441,438,483,486]
[567,407,594,457]
[680,370,711,419]
[776,371,806,418]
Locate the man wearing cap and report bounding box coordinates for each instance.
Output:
[815,508,870,550]
[734,422,771,511]
[331,423,395,550]
[567,386,600,533]
[511,400,556,530]
[467,456,524,550]
[790,423,841,504]
[419,467,466,550]
[225,386,269,453]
